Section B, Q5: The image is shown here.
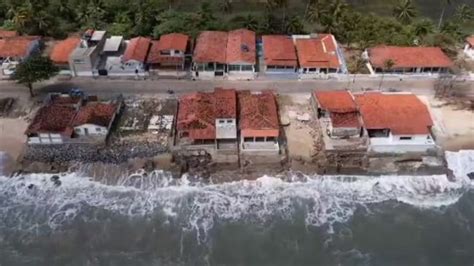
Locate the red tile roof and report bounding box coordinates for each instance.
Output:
[0,30,17,38]
[123,37,151,62]
[368,46,454,69]
[157,33,189,52]
[177,88,237,140]
[72,103,117,127]
[147,40,184,65]
[355,93,433,135]
[226,29,256,64]
[314,91,357,113]
[295,34,340,69]
[262,35,297,67]
[193,31,228,64]
[330,112,360,128]
[25,105,76,136]
[466,36,474,47]
[239,91,279,137]
[50,37,81,65]
[0,36,40,58]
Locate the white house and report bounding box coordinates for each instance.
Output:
[464,36,474,60]
[355,92,436,153]
[72,102,120,141]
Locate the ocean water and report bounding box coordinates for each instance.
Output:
[0,151,473,266]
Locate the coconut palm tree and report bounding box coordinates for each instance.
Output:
[455,4,473,22]
[241,14,259,32]
[218,0,232,14]
[412,19,434,37]
[305,0,325,23]
[438,0,453,30]
[392,0,417,24]
[285,15,304,34]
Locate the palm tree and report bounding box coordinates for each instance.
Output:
[266,0,289,31]
[218,0,232,13]
[412,19,434,37]
[241,14,259,32]
[455,4,473,22]
[379,59,395,90]
[320,0,348,33]
[305,0,325,23]
[438,0,453,30]
[392,0,417,24]
[285,15,304,34]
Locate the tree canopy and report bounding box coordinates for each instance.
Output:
[12,55,59,97]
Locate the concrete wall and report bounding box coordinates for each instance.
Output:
[369,133,436,153]
[216,118,237,139]
[74,124,108,136]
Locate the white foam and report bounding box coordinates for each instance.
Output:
[0,150,473,242]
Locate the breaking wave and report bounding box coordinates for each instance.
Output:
[0,151,473,242]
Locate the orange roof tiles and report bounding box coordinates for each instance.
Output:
[226,29,256,64]
[123,37,151,62]
[330,112,360,128]
[193,31,228,64]
[50,37,81,64]
[368,46,453,69]
[157,33,189,52]
[147,39,185,65]
[355,93,433,135]
[0,30,17,38]
[239,91,279,137]
[466,36,474,47]
[25,105,76,136]
[177,88,237,140]
[262,35,297,67]
[295,34,340,69]
[72,103,117,127]
[0,36,40,58]
[314,91,357,113]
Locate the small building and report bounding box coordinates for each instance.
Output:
[294,34,345,78]
[120,36,151,76]
[71,102,119,140]
[464,36,474,60]
[238,91,280,154]
[355,92,436,153]
[192,31,228,79]
[363,46,453,75]
[226,29,256,80]
[176,88,238,154]
[0,36,41,76]
[312,91,362,139]
[147,33,189,75]
[49,37,81,74]
[69,29,107,77]
[261,35,298,77]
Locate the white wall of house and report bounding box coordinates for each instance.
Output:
[240,135,279,152]
[28,133,65,145]
[192,62,226,79]
[227,63,256,80]
[369,132,436,153]
[464,44,474,59]
[215,118,237,139]
[74,124,108,136]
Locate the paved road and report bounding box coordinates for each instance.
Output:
[0,77,473,98]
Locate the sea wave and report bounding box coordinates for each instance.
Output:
[0,150,473,242]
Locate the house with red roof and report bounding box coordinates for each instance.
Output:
[147,33,189,74]
[120,37,151,75]
[294,34,346,79]
[176,88,238,153]
[363,46,453,75]
[261,35,298,77]
[192,31,229,79]
[26,94,121,144]
[464,35,474,60]
[354,92,436,153]
[238,91,280,154]
[312,90,362,139]
[0,35,41,76]
[226,29,256,80]
[49,37,81,72]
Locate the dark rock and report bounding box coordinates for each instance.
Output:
[50,175,60,182]
[53,180,61,187]
[468,172,474,180]
[27,184,34,189]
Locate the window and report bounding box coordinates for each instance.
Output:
[75,128,81,133]
[308,68,317,72]
[267,137,276,142]
[205,63,214,71]
[229,65,240,71]
[400,136,412,140]
[160,50,171,55]
[219,120,225,124]
[241,65,253,71]
[256,137,265,142]
[244,137,253,142]
[227,120,233,123]
[96,127,102,132]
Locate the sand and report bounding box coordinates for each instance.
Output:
[0,118,28,175]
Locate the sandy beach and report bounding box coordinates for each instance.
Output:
[0,118,28,176]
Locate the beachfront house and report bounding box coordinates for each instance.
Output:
[464,36,474,60]
[363,46,453,75]
[312,90,362,139]
[192,31,228,79]
[226,29,257,80]
[354,92,436,153]
[49,37,81,75]
[294,34,346,79]
[120,37,151,76]
[69,29,107,77]
[261,35,298,78]
[176,88,238,151]
[0,35,41,76]
[147,33,189,76]
[238,91,280,154]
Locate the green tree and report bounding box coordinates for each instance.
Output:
[438,0,453,30]
[305,0,325,23]
[455,4,473,22]
[392,0,417,24]
[412,19,434,37]
[218,0,233,13]
[379,59,395,90]
[348,56,367,85]
[13,56,59,97]
[241,14,260,32]
[285,15,304,34]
